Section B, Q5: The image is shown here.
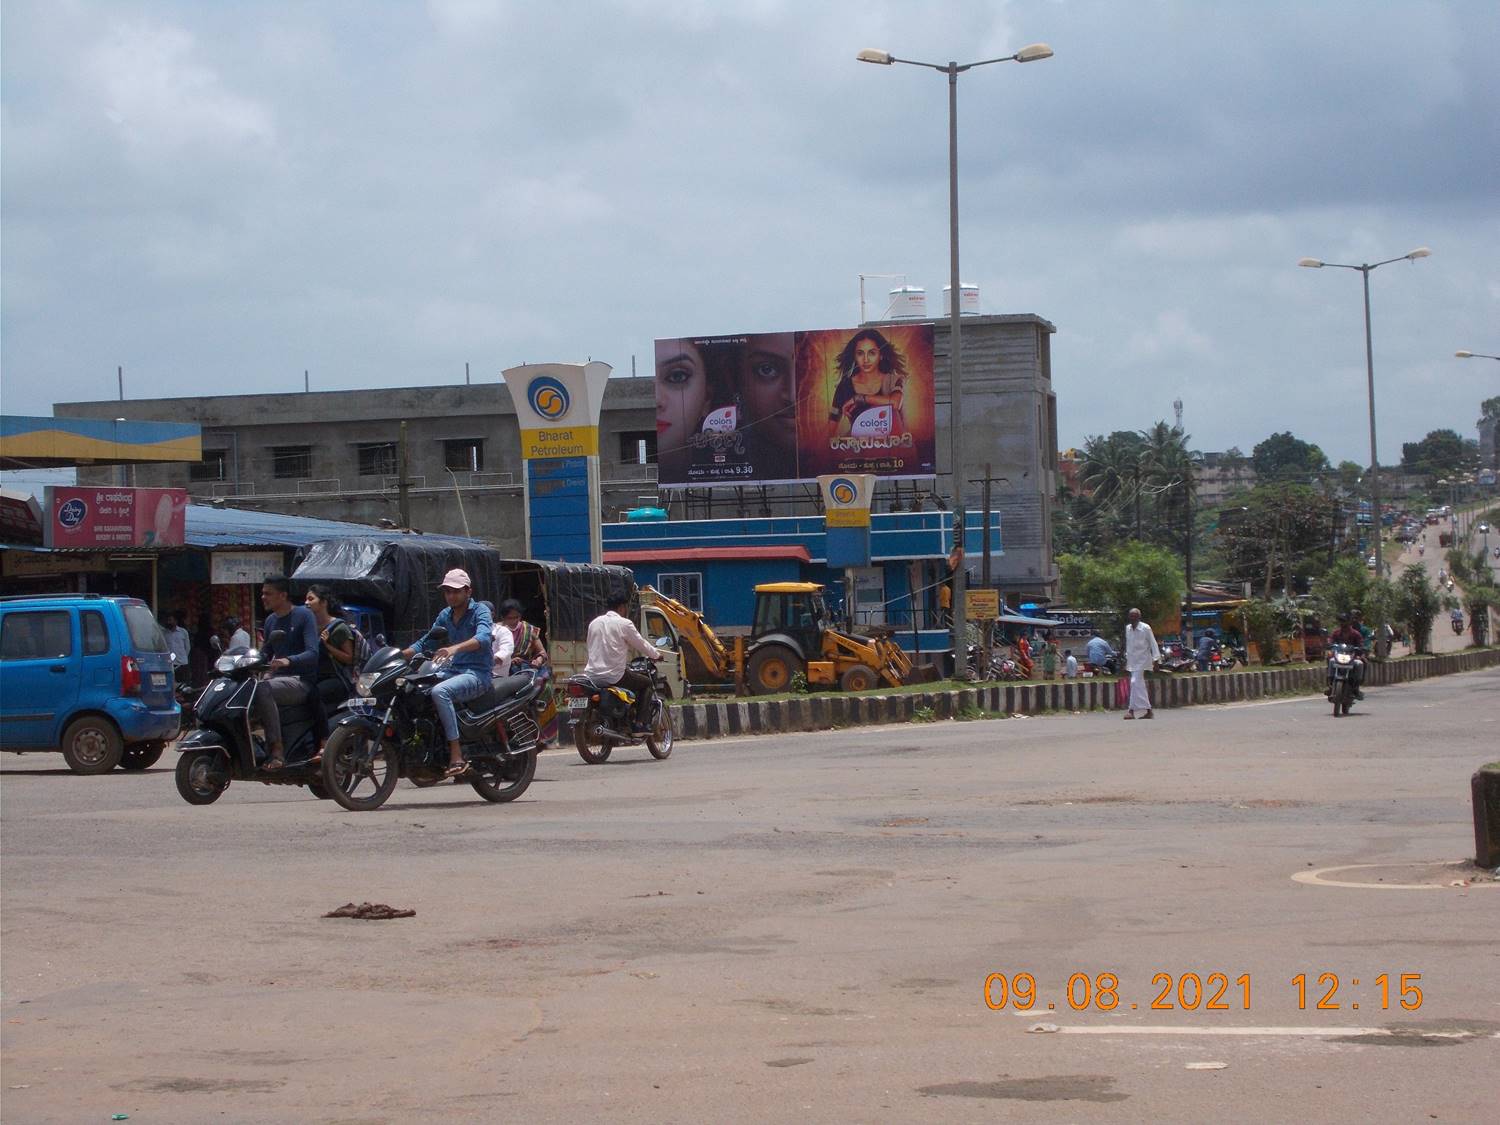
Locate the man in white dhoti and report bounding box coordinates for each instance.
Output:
[1122,607,1161,720]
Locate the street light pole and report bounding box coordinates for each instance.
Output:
[859,41,1052,675]
[1298,246,1430,656]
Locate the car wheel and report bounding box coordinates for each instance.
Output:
[61,716,124,775]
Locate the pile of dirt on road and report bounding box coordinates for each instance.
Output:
[323,902,416,920]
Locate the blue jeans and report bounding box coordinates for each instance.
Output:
[430,670,489,743]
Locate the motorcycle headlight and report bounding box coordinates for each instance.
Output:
[356,672,378,697]
[214,655,236,673]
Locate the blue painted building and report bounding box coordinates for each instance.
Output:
[602,510,1001,655]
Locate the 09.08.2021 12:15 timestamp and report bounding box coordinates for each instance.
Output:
[981,972,1424,1013]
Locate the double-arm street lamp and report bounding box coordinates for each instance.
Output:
[858,40,1053,669]
[1297,247,1430,584]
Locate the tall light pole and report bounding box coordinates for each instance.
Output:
[1298,247,1430,578]
[858,40,1053,671]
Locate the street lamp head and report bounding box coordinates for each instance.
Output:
[856,48,893,65]
[1455,350,1474,358]
[1297,258,1324,268]
[1014,43,1054,62]
[1405,247,1432,260]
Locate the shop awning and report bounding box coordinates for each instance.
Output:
[603,545,811,564]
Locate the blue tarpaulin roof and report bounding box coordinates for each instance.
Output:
[184,505,480,550]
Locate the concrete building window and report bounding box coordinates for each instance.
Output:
[270,446,312,479]
[658,572,702,613]
[189,449,229,482]
[618,431,657,464]
[356,442,398,478]
[444,439,484,472]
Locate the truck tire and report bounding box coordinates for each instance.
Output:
[747,644,800,695]
[839,664,879,693]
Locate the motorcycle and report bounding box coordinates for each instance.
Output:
[321,630,546,811]
[566,644,675,764]
[174,631,332,805]
[966,645,1021,681]
[1156,643,1197,674]
[1207,641,1239,671]
[1326,643,1361,717]
[1451,616,1465,635]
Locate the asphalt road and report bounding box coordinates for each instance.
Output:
[3,669,1498,1123]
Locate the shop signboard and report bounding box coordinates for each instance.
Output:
[43,486,187,549]
[966,589,1000,620]
[210,550,285,586]
[655,324,935,487]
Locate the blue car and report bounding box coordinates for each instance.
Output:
[0,594,181,773]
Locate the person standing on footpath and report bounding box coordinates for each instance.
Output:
[1123,607,1161,720]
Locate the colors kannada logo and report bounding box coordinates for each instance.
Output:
[828,477,859,506]
[527,376,571,422]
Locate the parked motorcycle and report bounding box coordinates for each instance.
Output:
[321,631,546,811]
[1156,643,1197,674]
[1326,643,1360,717]
[567,645,675,764]
[174,632,332,805]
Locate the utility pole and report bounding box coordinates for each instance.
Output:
[398,421,411,528]
[968,465,1011,671]
[1182,479,1194,647]
[118,366,124,400]
[304,369,309,393]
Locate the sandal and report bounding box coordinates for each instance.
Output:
[444,762,470,778]
[1122,713,1135,721]
[264,758,286,771]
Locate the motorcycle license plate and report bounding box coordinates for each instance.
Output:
[567,697,588,712]
[151,673,168,690]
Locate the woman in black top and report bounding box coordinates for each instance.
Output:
[304,584,355,710]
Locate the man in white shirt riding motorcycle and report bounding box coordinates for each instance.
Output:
[584,588,667,732]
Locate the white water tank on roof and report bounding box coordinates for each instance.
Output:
[942,283,981,316]
[887,285,927,319]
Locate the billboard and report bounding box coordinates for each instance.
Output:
[654,324,935,487]
[43,486,188,549]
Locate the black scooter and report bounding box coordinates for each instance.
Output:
[174,633,332,805]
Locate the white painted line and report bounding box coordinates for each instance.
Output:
[1051,1026,1497,1039]
[1292,863,1500,890]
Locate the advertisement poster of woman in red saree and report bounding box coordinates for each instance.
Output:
[794,324,935,478]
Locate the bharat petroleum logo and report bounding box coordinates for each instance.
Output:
[829,477,859,506]
[527,376,570,421]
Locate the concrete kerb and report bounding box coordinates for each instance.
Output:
[671,648,1500,742]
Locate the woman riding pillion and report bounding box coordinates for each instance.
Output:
[401,569,494,777]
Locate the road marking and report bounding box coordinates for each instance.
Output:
[1050,1026,1498,1039]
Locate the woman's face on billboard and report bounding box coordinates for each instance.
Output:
[739,343,795,448]
[854,337,881,378]
[655,342,710,459]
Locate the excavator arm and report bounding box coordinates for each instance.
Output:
[639,586,730,682]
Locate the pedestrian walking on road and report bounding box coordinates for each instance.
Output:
[1040,636,1058,680]
[1123,608,1161,720]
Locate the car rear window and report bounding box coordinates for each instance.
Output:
[123,604,168,652]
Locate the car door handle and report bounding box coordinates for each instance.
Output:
[50,665,67,673]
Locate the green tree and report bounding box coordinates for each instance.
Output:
[1400,429,1470,480]
[1335,460,1364,494]
[1217,482,1340,597]
[1392,564,1445,655]
[1058,542,1184,635]
[1237,597,1298,665]
[1481,395,1500,420]
[1445,546,1500,646]
[1313,557,1372,621]
[1251,431,1330,481]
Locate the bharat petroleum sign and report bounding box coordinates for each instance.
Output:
[502,363,612,460]
[819,473,875,528]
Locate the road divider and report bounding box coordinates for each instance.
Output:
[672,648,1500,741]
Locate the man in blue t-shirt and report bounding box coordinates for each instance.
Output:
[254,575,322,769]
[402,569,493,777]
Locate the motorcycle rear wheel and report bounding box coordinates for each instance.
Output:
[574,711,612,763]
[322,726,400,811]
[470,749,536,802]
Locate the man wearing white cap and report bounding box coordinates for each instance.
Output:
[401,568,494,776]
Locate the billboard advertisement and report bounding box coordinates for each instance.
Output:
[43,486,188,549]
[655,324,935,487]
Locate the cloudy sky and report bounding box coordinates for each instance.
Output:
[3,0,1497,488]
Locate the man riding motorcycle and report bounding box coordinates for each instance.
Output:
[1326,613,1365,701]
[584,589,667,732]
[253,575,326,769]
[401,569,493,778]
